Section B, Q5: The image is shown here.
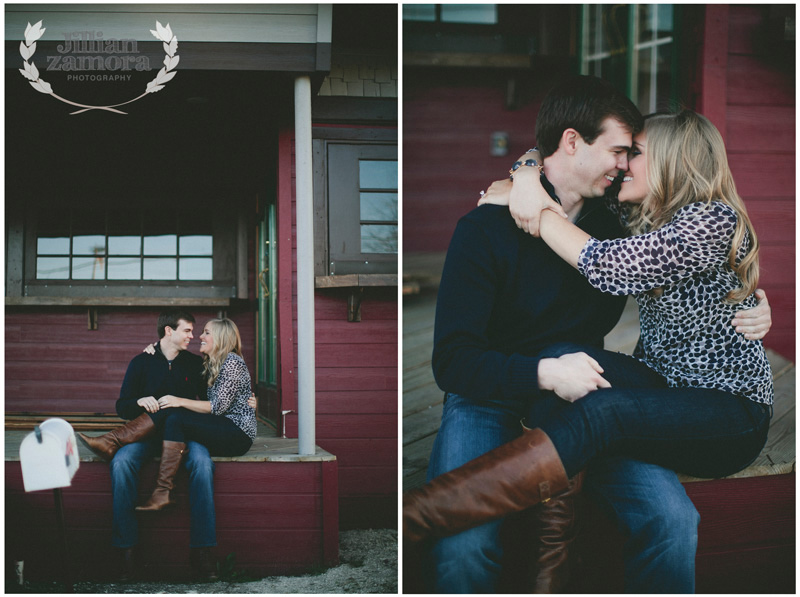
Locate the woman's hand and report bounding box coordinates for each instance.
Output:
[732,289,772,340]
[157,394,184,409]
[509,166,567,237]
[248,393,258,410]
[478,178,512,207]
[143,343,157,355]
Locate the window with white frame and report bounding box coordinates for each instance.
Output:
[581,4,676,114]
[315,139,398,277]
[35,208,213,281]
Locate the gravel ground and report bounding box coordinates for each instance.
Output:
[10,529,398,594]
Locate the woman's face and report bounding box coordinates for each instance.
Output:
[617,132,647,204]
[199,322,215,355]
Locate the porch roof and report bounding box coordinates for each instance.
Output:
[5,4,332,72]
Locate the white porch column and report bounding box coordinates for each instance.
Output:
[294,75,316,455]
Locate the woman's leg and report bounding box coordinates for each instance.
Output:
[162,409,252,457]
[541,386,770,480]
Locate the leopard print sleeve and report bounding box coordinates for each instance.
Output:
[578,201,737,295]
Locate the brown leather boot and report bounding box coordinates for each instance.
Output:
[530,470,585,593]
[78,413,155,462]
[135,441,187,512]
[404,428,569,543]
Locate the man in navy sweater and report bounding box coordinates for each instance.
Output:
[425,76,770,593]
[111,310,216,581]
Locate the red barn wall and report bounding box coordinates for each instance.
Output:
[694,5,795,360]
[403,79,545,254]
[278,130,398,529]
[5,308,256,414]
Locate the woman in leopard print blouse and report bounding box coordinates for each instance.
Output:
[403,111,773,545]
[137,317,257,511]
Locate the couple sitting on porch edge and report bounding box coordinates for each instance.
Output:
[405,76,774,593]
[78,309,257,581]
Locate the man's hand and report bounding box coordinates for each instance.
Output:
[137,396,159,413]
[248,392,257,410]
[732,289,772,340]
[538,352,611,402]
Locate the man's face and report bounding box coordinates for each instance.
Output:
[165,319,194,352]
[571,117,632,198]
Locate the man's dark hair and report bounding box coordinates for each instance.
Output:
[157,309,196,339]
[535,75,643,158]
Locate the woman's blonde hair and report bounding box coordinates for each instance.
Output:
[625,110,759,303]
[202,318,243,387]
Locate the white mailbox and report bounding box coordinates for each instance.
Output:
[19,418,80,492]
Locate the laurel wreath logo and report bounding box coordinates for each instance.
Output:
[19,20,179,115]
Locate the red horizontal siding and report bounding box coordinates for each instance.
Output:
[722,5,795,360]
[7,459,337,581]
[404,83,542,253]
[5,307,256,413]
[280,125,398,528]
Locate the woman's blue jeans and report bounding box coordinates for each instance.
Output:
[536,345,771,480]
[161,409,252,457]
[110,438,216,548]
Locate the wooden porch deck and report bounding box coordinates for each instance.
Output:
[6,421,336,464]
[402,254,795,491]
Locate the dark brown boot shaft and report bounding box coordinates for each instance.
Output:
[136,441,187,512]
[531,470,585,593]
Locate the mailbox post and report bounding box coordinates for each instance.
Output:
[19,418,80,592]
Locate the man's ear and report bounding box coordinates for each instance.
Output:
[164,326,174,338]
[559,128,581,155]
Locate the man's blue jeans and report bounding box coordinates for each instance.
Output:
[427,395,699,593]
[110,438,217,548]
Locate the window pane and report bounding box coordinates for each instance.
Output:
[636,47,653,110]
[109,236,141,255]
[37,237,70,255]
[441,4,497,24]
[638,5,656,43]
[403,4,435,21]
[73,235,106,255]
[657,4,673,34]
[37,210,70,255]
[361,224,398,254]
[179,235,213,256]
[108,257,141,279]
[655,43,673,111]
[72,256,104,280]
[144,235,177,255]
[359,160,398,189]
[360,193,398,222]
[143,258,177,279]
[179,258,213,280]
[36,257,70,279]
